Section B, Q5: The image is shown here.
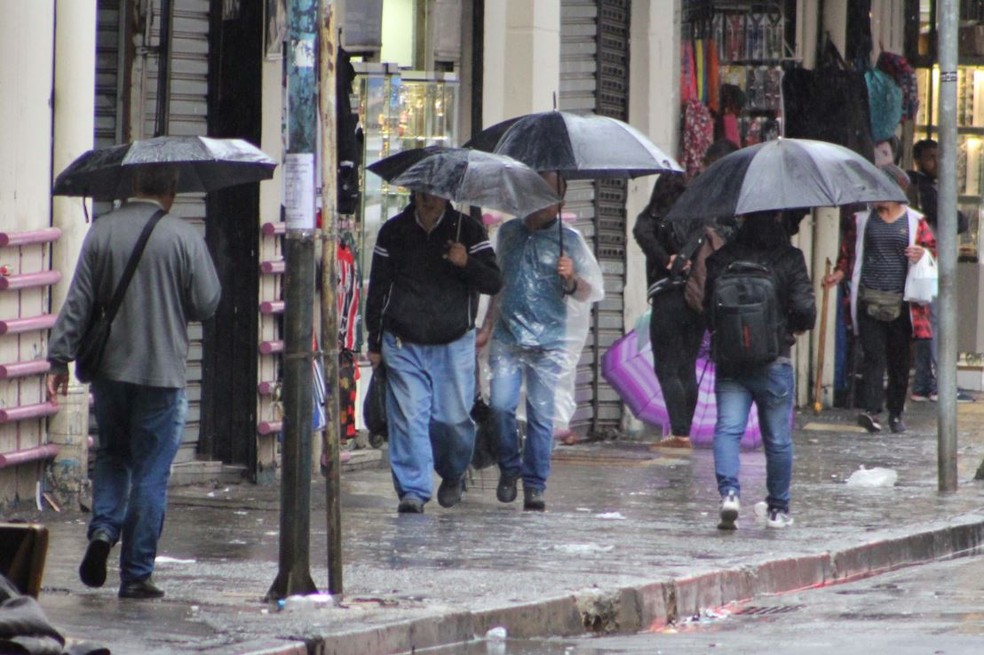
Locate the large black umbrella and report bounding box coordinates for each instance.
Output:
[52,136,277,199]
[367,146,560,217]
[664,138,907,222]
[465,110,682,179]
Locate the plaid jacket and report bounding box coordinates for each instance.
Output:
[836,208,937,339]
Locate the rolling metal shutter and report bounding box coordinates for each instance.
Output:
[560,0,629,435]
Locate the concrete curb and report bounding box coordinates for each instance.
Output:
[239,513,984,655]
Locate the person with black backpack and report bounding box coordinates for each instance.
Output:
[704,212,816,530]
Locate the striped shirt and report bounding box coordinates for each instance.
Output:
[861,215,908,293]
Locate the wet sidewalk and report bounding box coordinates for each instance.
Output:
[12,399,984,654]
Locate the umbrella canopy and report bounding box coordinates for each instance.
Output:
[466,111,682,179]
[367,146,561,217]
[601,329,762,448]
[664,137,907,221]
[53,136,277,199]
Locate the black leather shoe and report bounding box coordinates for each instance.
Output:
[397,496,424,513]
[523,487,546,511]
[118,578,164,599]
[496,473,519,503]
[437,477,463,508]
[79,531,112,588]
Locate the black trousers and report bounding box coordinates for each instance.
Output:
[857,304,912,417]
[649,289,705,436]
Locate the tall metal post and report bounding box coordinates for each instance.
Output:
[936,0,959,492]
[318,0,344,596]
[266,0,319,600]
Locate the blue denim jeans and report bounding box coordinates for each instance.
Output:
[912,299,937,396]
[381,330,476,503]
[489,340,563,492]
[713,360,794,512]
[90,380,187,583]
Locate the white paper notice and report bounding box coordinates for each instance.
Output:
[284,153,315,230]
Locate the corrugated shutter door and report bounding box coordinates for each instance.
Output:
[139,0,210,463]
[560,0,627,435]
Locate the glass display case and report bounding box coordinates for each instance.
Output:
[914,66,983,262]
[353,63,458,289]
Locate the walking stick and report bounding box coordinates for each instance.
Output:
[813,258,832,415]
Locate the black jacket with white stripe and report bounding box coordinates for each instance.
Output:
[366,203,502,351]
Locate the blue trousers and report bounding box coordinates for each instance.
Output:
[90,380,187,583]
[713,361,794,512]
[489,340,563,492]
[382,330,476,503]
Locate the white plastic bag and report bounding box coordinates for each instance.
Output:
[904,250,937,305]
[845,465,898,487]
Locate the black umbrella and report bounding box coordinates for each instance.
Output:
[367,146,560,218]
[664,138,907,222]
[465,110,682,179]
[52,136,277,199]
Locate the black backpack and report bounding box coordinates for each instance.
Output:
[710,260,782,366]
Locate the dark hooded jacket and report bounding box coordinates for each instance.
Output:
[704,214,817,367]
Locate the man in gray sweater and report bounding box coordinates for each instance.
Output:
[47,165,221,599]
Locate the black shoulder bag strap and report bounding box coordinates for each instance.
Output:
[101,208,167,325]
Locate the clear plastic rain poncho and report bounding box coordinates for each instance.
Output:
[485,217,604,431]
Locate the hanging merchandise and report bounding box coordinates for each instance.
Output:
[682,98,714,178]
[782,40,875,162]
[681,40,698,104]
[865,68,903,142]
[876,51,919,122]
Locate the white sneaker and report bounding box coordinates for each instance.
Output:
[767,508,794,529]
[718,490,739,530]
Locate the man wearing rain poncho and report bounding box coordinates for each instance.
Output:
[478,172,604,511]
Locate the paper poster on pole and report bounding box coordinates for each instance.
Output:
[284,153,315,230]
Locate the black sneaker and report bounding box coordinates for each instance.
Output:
[523,488,546,511]
[437,477,464,508]
[118,577,165,600]
[857,412,882,433]
[889,414,906,433]
[496,473,519,503]
[397,496,424,513]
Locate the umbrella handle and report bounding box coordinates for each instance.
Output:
[558,208,564,254]
[813,258,832,415]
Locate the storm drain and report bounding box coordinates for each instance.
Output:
[733,604,805,616]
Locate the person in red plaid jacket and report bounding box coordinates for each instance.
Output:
[824,200,936,435]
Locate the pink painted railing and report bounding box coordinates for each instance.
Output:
[257,381,278,396]
[0,270,61,291]
[259,340,284,355]
[0,444,60,469]
[0,228,62,248]
[0,361,51,379]
[259,300,284,315]
[0,314,57,335]
[261,222,286,237]
[0,401,59,423]
[260,259,285,274]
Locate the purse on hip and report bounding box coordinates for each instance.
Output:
[859,285,903,322]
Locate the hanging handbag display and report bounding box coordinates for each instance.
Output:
[75,209,166,383]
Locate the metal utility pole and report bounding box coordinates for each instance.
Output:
[318,0,344,596]
[267,0,319,601]
[937,0,958,492]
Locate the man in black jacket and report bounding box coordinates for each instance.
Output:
[705,212,816,530]
[365,192,502,513]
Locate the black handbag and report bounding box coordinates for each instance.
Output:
[362,364,388,443]
[75,209,166,383]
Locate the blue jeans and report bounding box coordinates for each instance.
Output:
[489,340,563,492]
[713,361,794,512]
[912,299,937,396]
[90,380,187,583]
[382,330,476,502]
